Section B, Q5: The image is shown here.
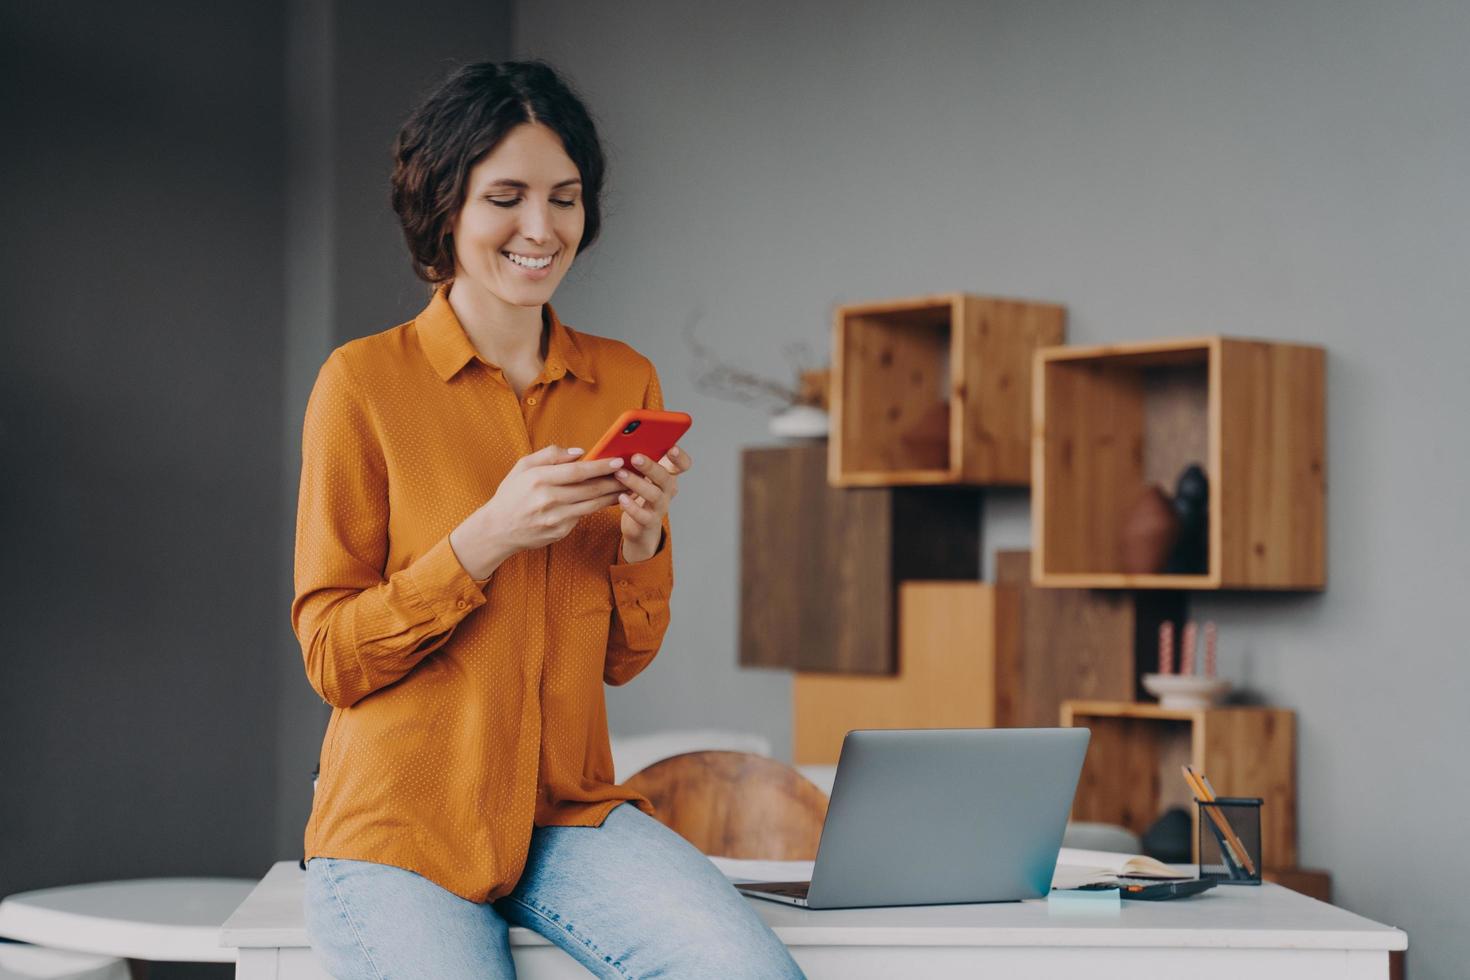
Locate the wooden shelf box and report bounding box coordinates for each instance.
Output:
[1033,336,1325,590]
[741,445,980,674]
[993,551,1184,712]
[793,582,1003,764]
[1061,699,1297,869]
[830,293,1065,487]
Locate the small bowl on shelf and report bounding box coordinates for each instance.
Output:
[1142,673,1230,709]
[769,404,829,439]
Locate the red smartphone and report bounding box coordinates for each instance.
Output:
[583,409,692,468]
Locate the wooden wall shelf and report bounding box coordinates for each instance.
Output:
[1032,336,1325,590]
[993,551,1184,712]
[830,293,1065,487]
[1061,699,1297,869]
[793,582,1002,764]
[741,445,980,674]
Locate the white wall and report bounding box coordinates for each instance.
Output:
[515,2,1469,975]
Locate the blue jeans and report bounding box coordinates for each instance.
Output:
[303,802,806,979]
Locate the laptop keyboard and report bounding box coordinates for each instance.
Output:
[744,881,810,897]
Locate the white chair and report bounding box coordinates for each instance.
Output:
[0,877,256,976]
[1061,821,1143,854]
[0,942,128,980]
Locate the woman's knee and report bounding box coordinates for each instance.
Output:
[593,858,807,978]
[648,915,806,980]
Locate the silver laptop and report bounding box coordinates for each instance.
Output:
[736,728,1089,909]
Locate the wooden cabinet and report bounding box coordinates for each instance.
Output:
[830,293,1065,487]
[740,445,980,674]
[1033,337,1325,589]
[1061,699,1298,869]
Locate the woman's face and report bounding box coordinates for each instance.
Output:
[449,122,585,308]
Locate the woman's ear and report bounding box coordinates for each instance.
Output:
[439,228,455,278]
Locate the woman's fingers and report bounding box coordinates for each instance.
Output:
[518,444,689,542]
[544,455,627,484]
[630,453,678,488]
[618,492,658,527]
[634,452,668,478]
[555,475,624,504]
[515,444,582,472]
[564,491,624,519]
[614,464,666,507]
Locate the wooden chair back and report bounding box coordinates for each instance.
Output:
[623,750,829,859]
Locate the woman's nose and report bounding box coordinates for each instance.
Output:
[520,200,553,243]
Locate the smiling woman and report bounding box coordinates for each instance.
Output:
[452,125,585,298]
[293,61,801,980]
[390,62,606,286]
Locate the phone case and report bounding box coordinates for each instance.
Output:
[583,409,692,468]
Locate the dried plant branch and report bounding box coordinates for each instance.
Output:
[682,308,802,409]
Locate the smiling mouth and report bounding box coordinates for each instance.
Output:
[501,250,558,270]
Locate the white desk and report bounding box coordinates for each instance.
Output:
[220,861,1406,979]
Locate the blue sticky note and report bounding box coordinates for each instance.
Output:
[1048,886,1122,913]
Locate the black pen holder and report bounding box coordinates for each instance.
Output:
[1197,797,1263,885]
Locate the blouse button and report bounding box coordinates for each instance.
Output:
[526,396,538,406]
[456,599,469,610]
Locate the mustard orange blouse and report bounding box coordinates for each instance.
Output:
[293,284,673,903]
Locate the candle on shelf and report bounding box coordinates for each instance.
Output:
[1204,621,1218,678]
[1180,620,1198,675]
[1158,621,1175,675]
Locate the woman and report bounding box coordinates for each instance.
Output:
[293,61,805,979]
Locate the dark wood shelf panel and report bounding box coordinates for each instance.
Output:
[740,444,980,674]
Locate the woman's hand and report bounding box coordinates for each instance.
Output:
[614,445,692,563]
[450,445,626,580]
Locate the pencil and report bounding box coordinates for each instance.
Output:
[1195,769,1258,876]
[1181,766,1243,873]
[1181,765,1257,876]
[1181,766,1237,866]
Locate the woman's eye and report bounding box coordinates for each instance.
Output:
[486,196,577,209]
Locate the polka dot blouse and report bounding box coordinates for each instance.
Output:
[293,284,673,903]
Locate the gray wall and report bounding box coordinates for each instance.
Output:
[1,5,508,978]
[275,0,516,867]
[0,1,286,916]
[514,2,1470,976]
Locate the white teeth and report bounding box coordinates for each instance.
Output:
[504,251,554,269]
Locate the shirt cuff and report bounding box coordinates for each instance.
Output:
[402,533,491,631]
[609,528,672,604]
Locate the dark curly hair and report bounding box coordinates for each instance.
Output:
[390,60,606,284]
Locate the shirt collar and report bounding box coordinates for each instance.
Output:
[416,283,595,384]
